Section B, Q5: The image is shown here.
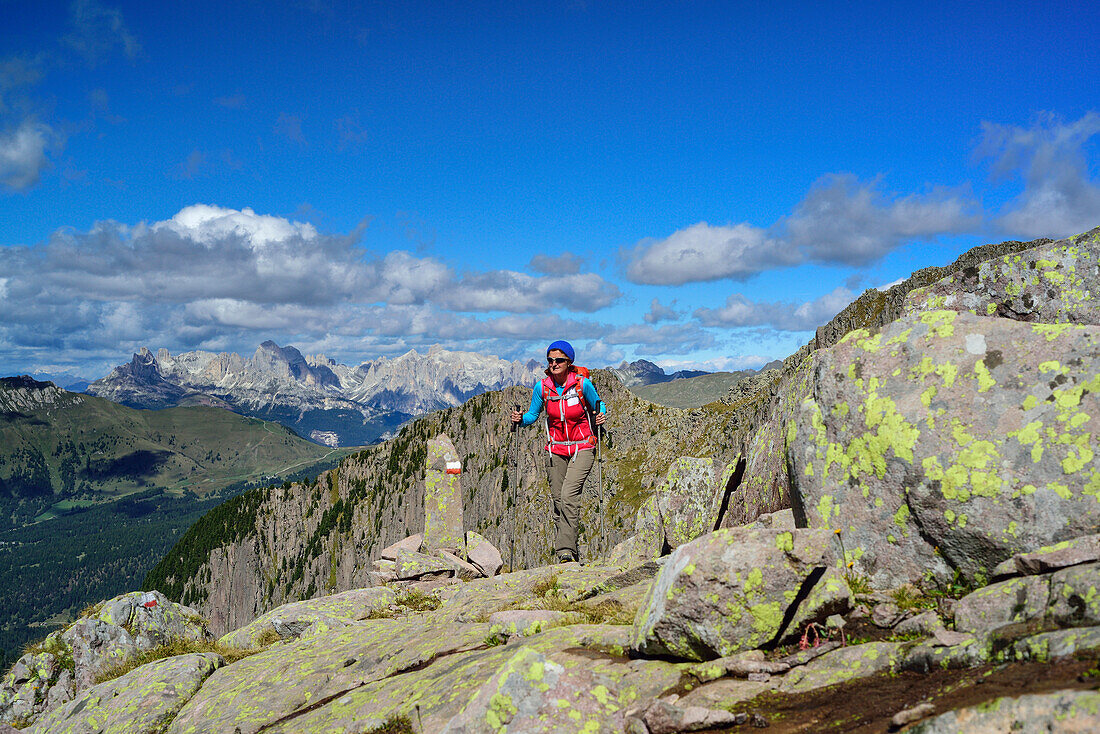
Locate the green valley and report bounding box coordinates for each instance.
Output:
[0,377,356,668]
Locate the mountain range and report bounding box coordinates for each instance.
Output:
[84,344,728,446]
[86,342,547,447]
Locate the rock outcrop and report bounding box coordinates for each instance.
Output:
[0,592,210,727]
[788,310,1100,587]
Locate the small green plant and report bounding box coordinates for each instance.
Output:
[923,568,983,600]
[484,631,507,647]
[532,573,561,598]
[93,639,262,685]
[254,626,282,648]
[394,589,441,612]
[365,714,416,734]
[8,714,34,730]
[844,571,872,595]
[890,585,932,612]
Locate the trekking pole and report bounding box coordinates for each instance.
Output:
[510,404,519,573]
[596,400,604,558]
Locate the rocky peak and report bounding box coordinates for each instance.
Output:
[0,376,80,413]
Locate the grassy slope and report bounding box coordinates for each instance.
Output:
[1,393,343,505]
[628,371,750,409]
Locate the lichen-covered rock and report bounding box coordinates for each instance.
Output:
[380,533,423,560]
[631,527,830,660]
[440,646,623,733]
[437,550,483,580]
[954,575,1051,637]
[217,587,396,649]
[903,227,1100,325]
[1049,561,1100,628]
[1008,625,1100,662]
[169,617,492,734]
[992,534,1100,580]
[788,310,1100,587]
[908,689,1100,733]
[465,531,503,577]
[653,457,735,549]
[721,357,814,528]
[781,567,852,643]
[424,434,465,555]
[487,610,583,641]
[28,653,221,734]
[0,591,210,728]
[778,641,906,694]
[395,549,454,580]
[954,562,1100,638]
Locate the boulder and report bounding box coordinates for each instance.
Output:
[787,310,1100,587]
[465,531,503,577]
[395,549,454,580]
[424,434,465,555]
[170,617,494,734]
[28,653,222,734]
[380,534,423,560]
[218,587,396,649]
[903,227,1100,325]
[640,699,744,733]
[1010,625,1100,662]
[440,646,623,733]
[653,457,735,549]
[954,575,1051,637]
[0,591,210,728]
[992,533,1100,580]
[437,550,483,580]
[631,527,830,660]
[908,689,1100,733]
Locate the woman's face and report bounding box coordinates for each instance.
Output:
[547,349,571,378]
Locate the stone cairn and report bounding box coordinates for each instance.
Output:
[368,433,504,587]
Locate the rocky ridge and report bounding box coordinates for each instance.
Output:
[6,227,1100,732]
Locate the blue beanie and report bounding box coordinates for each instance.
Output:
[547,340,575,362]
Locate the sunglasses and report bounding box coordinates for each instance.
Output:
[547,357,570,365]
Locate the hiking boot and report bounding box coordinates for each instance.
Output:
[556,552,577,564]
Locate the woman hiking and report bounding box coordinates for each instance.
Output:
[510,340,605,563]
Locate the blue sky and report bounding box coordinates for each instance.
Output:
[1,0,1098,380]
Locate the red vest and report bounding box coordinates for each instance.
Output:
[541,370,596,456]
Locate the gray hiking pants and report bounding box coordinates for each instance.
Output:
[547,448,595,558]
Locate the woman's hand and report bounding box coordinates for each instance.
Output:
[594,412,605,426]
[510,408,522,424]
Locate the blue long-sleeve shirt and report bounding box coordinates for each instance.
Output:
[520,376,604,427]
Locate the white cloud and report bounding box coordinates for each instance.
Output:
[694,287,857,332]
[0,120,51,191]
[781,174,979,265]
[623,222,792,285]
[622,175,979,285]
[443,271,620,313]
[644,297,679,324]
[529,252,582,275]
[603,323,715,355]
[979,112,1100,238]
[0,205,629,375]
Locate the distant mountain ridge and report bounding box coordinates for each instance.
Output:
[87,342,545,446]
[608,358,710,387]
